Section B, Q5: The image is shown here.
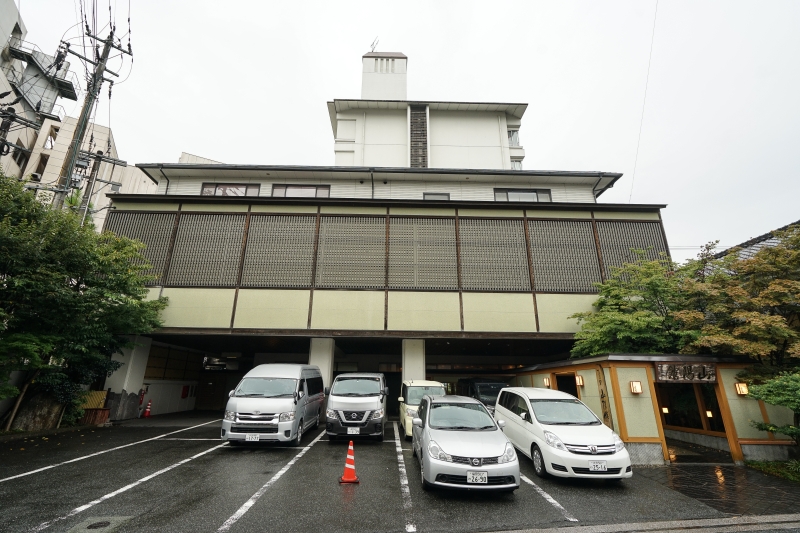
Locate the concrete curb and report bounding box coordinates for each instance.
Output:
[491,513,800,533]
[0,424,103,444]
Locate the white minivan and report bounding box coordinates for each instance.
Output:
[495,387,632,480]
[221,364,325,445]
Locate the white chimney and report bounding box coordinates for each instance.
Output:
[361,52,407,100]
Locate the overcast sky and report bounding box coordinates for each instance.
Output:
[19,0,800,262]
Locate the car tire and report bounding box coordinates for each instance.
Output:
[375,432,384,442]
[291,420,304,446]
[532,445,549,479]
[328,434,338,443]
[228,440,241,447]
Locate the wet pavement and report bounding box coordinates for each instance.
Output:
[665,437,733,464]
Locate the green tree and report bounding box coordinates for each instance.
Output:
[747,372,800,446]
[0,172,167,430]
[570,253,700,358]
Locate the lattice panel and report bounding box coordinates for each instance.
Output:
[528,220,602,293]
[241,215,316,287]
[458,218,531,291]
[597,221,668,278]
[388,218,458,290]
[104,211,176,285]
[315,216,387,288]
[167,214,246,286]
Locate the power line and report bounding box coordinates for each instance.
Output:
[628,0,659,203]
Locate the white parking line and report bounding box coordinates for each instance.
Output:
[217,430,325,532]
[30,443,227,531]
[0,419,221,483]
[392,422,417,533]
[520,474,578,522]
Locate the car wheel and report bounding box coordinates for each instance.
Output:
[375,431,384,442]
[228,440,241,447]
[328,434,338,443]
[292,421,304,446]
[532,445,549,478]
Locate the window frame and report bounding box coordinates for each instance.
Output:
[494,188,552,203]
[272,184,331,198]
[423,192,450,201]
[507,129,520,147]
[201,183,260,197]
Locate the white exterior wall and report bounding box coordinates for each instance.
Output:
[334,109,408,168]
[429,110,512,170]
[361,56,407,100]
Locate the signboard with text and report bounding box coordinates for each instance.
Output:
[655,363,717,383]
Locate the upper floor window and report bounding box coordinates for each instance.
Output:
[510,160,523,171]
[495,188,551,203]
[507,130,520,147]
[272,184,330,198]
[201,183,260,197]
[43,126,59,150]
[423,192,450,201]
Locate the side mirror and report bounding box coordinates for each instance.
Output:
[497,420,506,429]
[520,412,527,421]
[382,387,389,396]
[412,418,423,428]
[324,387,330,395]
[298,390,305,399]
[398,397,404,403]
[228,390,234,397]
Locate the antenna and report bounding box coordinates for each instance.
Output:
[370,37,379,53]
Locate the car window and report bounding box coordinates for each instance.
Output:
[401,384,407,400]
[417,400,427,427]
[498,391,514,411]
[428,403,496,430]
[331,377,381,396]
[474,383,506,404]
[405,386,445,406]
[233,378,297,398]
[530,399,601,425]
[513,396,530,419]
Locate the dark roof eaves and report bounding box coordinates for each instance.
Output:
[714,218,800,259]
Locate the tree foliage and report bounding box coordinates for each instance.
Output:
[0,172,167,423]
[747,372,800,446]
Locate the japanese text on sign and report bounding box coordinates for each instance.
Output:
[656,363,716,383]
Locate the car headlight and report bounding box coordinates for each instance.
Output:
[497,442,517,464]
[544,430,567,451]
[427,440,452,462]
[223,410,235,421]
[613,432,625,452]
[326,408,337,419]
[405,407,417,418]
[279,412,295,422]
[371,408,385,419]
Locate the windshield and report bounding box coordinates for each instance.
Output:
[428,403,496,430]
[234,378,297,398]
[475,383,506,404]
[331,377,382,396]
[406,386,445,406]
[530,399,601,425]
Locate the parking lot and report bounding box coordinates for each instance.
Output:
[3,413,800,533]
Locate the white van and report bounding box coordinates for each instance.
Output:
[221,364,324,445]
[325,373,388,441]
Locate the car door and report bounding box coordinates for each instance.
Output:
[412,399,427,457]
[503,392,524,448]
[514,395,535,455]
[299,378,313,428]
[399,383,408,432]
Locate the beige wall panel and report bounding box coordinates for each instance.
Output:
[311,290,385,330]
[160,288,236,328]
[764,403,795,440]
[616,367,659,438]
[145,288,161,301]
[525,210,592,219]
[604,368,619,432]
[181,204,249,212]
[531,373,550,388]
[462,293,536,332]
[536,294,597,333]
[111,202,180,211]
[458,208,524,218]
[389,207,456,216]
[720,368,770,439]
[577,368,603,420]
[234,289,310,329]
[388,292,461,331]
[320,206,387,215]
[251,205,318,214]
[593,211,661,221]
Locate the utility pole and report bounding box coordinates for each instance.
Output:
[52,27,130,209]
[78,149,127,226]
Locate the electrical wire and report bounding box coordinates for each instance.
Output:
[628,0,659,204]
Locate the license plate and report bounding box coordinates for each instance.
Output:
[347,427,360,435]
[245,434,260,442]
[467,471,488,484]
[589,460,607,471]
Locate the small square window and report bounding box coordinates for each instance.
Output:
[423,192,450,201]
[511,160,523,171]
[507,130,520,147]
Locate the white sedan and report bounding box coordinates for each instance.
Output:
[494,387,632,480]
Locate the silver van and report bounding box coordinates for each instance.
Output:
[325,373,388,441]
[221,364,324,445]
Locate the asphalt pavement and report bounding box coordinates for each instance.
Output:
[1,413,799,533]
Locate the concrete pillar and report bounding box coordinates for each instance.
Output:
[402,339,426,382]
[309,338,335,388]
[105,335,152,394]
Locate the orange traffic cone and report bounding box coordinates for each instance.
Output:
[339,440,359,484]
[143,399,152,418]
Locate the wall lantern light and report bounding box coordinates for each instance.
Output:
[575,375,584,387]
[629,381,643,394]
[661,407,669,414]
[543,377,551,388]
[706,410,714,418]
[735,382,749,395]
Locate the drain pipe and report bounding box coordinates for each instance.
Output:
[370,168,374,199]
[158,164,170,195]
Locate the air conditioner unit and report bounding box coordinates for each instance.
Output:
[29,172,41,182]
